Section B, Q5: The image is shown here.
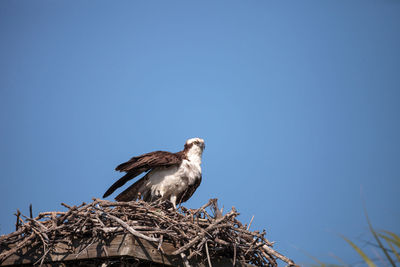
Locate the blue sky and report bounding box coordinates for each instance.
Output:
[1,1,399,265]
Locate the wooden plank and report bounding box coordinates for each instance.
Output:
[1,234,253,267]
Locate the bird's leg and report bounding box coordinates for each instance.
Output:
[151,190,163,205]
[170,195,177,210]
[153,198,162,205]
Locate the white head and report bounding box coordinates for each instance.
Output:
[184,137,205,163]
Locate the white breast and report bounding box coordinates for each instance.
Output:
[144,160,201,203]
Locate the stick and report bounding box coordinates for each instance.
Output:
[247,215,254,230]
[105,213,159,242]
[180,252,192,267]
[171,210,237,255]
[233,242,237,266]
[15,210,21,231]
[205,241,213,267]
[261,244,298,266]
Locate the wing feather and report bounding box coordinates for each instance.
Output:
[103,150,184,198]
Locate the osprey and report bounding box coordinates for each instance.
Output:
[103,138,205,207]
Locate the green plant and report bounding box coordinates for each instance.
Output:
[307,209,400,267]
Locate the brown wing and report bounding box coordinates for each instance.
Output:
[177,175,202,205]
[103,150,185,198]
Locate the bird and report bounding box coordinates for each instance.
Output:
[103,138,205,208]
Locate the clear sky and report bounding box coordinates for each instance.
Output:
[1,1,399,265]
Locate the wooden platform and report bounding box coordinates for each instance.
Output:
[1,234,253,267]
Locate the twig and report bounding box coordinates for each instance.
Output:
[247,215,254,230]
[105,213,159,242]
[15,210,21,231]
[180,252,192,267]
[233,242,237,266]
[205,241,212,267]
[261,244,297,266]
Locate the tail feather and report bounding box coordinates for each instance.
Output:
[103,169,143,198]
[115,177,147,202]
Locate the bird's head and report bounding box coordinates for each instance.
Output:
[184,138,205,164]
[184,137,205,152]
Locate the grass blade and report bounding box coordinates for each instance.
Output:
[381,230,400,249]
[340,235,377,267]
[363,205,396,267]
[296,247,326,267]
[379,233,400,263]
[329,252,349,267]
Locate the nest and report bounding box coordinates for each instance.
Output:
[0,198,297,266]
